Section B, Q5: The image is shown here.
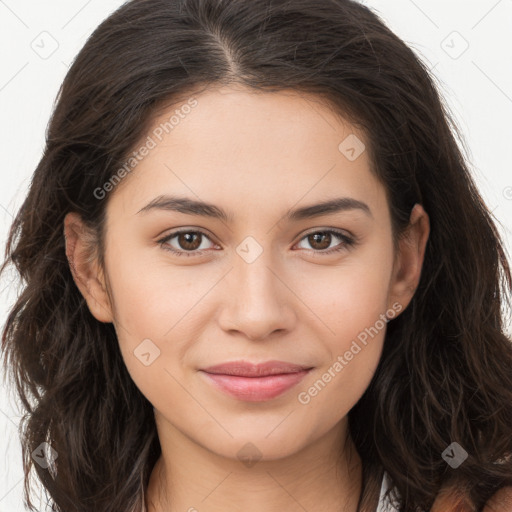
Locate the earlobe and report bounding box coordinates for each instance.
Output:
[63,212,114,323]
[388,203,430,312]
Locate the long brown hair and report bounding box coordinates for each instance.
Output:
[1,0,511,510]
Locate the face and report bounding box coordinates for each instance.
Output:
[65,84,428,463]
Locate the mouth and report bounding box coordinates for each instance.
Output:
[199,360,314,402]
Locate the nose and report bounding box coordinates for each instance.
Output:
[217,254,297,341]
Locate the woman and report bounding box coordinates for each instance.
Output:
[1,0,511,510]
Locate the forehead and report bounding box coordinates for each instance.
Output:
[107,84,386,221]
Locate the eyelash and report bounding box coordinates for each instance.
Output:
[157,228,356,258]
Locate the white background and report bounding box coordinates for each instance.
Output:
[1,0,511,509]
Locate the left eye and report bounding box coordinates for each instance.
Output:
[294,230,354,253]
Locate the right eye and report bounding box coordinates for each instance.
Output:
[158,229,219,257]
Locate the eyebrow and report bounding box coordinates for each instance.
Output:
[136,194,372,222]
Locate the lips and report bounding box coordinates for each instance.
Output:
[202,360,312,377]
[199,360,313,401]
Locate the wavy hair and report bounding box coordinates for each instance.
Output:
[1,0,511,510]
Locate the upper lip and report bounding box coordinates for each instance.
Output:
[201,360,313,377]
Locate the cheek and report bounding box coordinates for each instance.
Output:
[292,240,394,344]
[295,274,392,427]
[105,237,208,334]
[292,243,393,415]
[296,328,384,442]
[103,242,224,403]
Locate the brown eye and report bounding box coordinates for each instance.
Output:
[158,230,217,257]
[307,232,332,250]
[295,229,355,254]
[177,232,202,251]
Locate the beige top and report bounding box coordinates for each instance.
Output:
[377,471,401,511]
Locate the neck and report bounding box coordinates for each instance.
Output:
[145,415,362,512]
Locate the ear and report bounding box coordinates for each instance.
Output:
[387,203,430,313]
[63,212,114,323]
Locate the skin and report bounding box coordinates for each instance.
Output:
[64,84,431,511]
[432,484,512,512]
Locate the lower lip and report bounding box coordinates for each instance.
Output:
[200,370,311,401]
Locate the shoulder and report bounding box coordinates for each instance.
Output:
[483,486,512,512]
[429,484,512,512]
[381,473,512,511]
